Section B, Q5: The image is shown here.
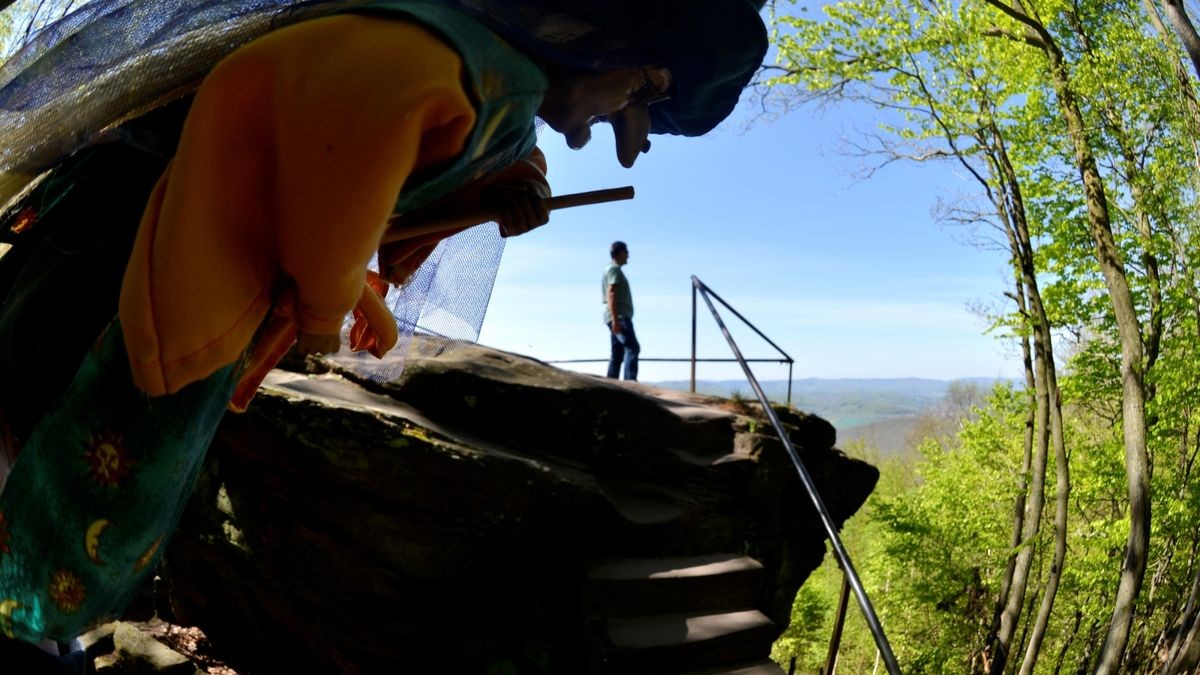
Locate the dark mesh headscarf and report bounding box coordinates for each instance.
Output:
[0,0,766,184]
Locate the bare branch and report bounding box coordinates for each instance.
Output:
[983,0,1049,39]
[981,26,1049,49]
[900,46,998,200]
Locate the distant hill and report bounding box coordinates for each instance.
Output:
[837,416,922,456]
[650,377,1011,430]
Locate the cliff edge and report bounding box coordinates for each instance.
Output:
[155,342,878,674]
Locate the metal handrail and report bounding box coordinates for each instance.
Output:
[547,357,788,365]
[692,278,795,405]
[547,358,790,363]
[691,275,902,675]
[545,278,796,404]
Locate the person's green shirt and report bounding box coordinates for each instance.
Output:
[602,263,633,323]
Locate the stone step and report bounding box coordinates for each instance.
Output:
[586,554,763,618]
[600,609,776,674]
[677,659,787,675]
[597,489,745,558]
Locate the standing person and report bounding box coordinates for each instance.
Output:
[604,240,639,381]
[0,0,767,665]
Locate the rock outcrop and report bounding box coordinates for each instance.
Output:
[161,342,877,674]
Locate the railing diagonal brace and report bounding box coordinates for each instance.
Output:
[691,275,901,675]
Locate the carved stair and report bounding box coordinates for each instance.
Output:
[585,553,785,674]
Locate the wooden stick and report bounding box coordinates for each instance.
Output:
[381,186,635,244]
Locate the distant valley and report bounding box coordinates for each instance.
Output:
[653,377,1004,425]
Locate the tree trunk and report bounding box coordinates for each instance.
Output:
[1143,0,1200,341]
[1019,363,1067,675]
[993,266,1041,667]
[1041,41,1150,675]
[945,79,1040,675]
[984,130,1070,675]
[1142,0,1200,170]
[1055,611,1084,675]
[1107,130,1163,377]
[981,3,1152,667]
[1159,0,1200,82]
[1163,570,1200,672]
[975,120,1069,675]
[989,204,1051,672]
[988,211,1037,673]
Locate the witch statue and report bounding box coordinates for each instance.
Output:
[0,0,767,670]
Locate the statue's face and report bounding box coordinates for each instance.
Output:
[538,66,671,168]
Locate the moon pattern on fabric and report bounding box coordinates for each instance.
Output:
[0,598,21,638]
[134,536,163,572]
[85,519,110,565]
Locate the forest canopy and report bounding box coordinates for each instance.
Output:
[763,0,1200,672]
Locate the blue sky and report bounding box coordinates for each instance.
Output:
[477,97,1026,383]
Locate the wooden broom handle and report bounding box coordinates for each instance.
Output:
[381,186,635,244]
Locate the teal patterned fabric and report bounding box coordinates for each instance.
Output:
[0,324,237,641]
[0,2,551,643]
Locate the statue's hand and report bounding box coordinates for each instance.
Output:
[484,178,551,238]
[348,272,398,358]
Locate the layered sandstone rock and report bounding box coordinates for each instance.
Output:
[163,342,877,674]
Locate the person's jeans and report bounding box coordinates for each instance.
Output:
[607,317,639,381]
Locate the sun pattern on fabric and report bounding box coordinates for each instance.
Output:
[48,570,85,614]
[8,207,36,234]
[83,432,133,487]
[134,536,162,572]
[0,511,10,555]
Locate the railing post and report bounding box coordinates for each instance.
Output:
[788,361,794,407]
[690,279,697,394]
[824,572,851,675]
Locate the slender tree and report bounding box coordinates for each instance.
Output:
[978,3,1151,670]
[764,0,1200,671]
[766,2,1069,667]
[1157,0,1200,80]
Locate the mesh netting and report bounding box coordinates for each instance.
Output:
[328,221,506,383]
[0,0,362,184]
